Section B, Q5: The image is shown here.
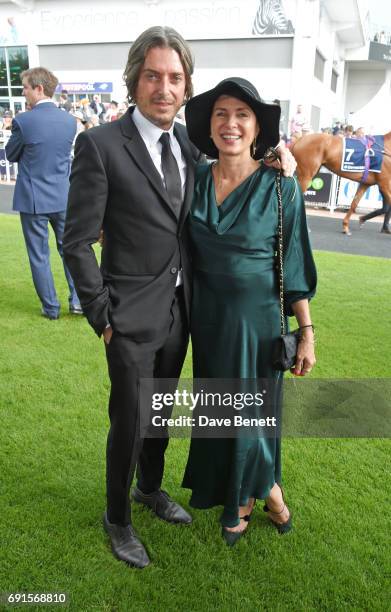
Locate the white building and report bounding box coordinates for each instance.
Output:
[0,0,389,135]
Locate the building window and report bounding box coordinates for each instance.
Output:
[0,46,29,98]
[314,49,325,81]
[8,46,28,87]
[0,48,7,87]
[331,69,338,93]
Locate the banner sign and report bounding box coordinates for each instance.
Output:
[0,0,298,45]
[368,41,391,64]
[303,171,333,204]
[0,148,16,177]
[56,82,113,94]
[336,178,383,210]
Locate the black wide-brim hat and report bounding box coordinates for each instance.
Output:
[185,77,281,160]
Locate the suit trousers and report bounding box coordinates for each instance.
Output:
[20,211,81,317]
[104,287,188,526]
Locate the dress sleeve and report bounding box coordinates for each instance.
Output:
[280,176,317,316]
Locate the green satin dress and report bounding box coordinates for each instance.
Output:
[182,163,317,528]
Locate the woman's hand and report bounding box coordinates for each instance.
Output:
[263,140,297,177]
[277,141,297,177]
[290,301,316,376]
[291,335,316,376]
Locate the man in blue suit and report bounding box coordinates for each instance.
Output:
[6,66,82,319]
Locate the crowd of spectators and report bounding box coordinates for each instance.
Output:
[0,91,130,158]
[58,91,129,128]
[285,123,368,147]
[0,91,129,132]
[0,94,372,154]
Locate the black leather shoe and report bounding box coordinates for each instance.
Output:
[69,304,84,315]
[103,512,150,568]
[381,228,391,234]
[131,487,192,524]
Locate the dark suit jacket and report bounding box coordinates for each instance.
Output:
[5,102,76,213]
[63,107,204,341]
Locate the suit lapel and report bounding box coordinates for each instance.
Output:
[120,109,178,218]
[175,124,196,231]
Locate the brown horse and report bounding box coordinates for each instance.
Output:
[291,132,391,235]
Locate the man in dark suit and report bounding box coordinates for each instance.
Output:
[64,26,295,569]
[64,27,201,568]
[58,90,73,113]
[6,67,82,319]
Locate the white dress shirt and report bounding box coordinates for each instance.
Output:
[132,106,187,200]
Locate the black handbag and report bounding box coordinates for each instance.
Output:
[272,171,300,371]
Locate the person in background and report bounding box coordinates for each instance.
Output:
[86,115,100,129]
[59,91,72,112]
[301,123,312,137]
[105,100,119,122]
[332,121,343,135]
[354,127,365,139]
[287,129,302,148]
[290,104,307,136]
[344,125,354,138]
[80,98,93,122]
[359,200,391,235]
[2,110,13,130]
[5,66,82,319]
[71,110,87,134]
[90,94,105,123]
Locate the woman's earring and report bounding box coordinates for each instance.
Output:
[251,138,257,157]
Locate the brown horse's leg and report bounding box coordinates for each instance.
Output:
[296,172,313,194]
[342,184,367,235]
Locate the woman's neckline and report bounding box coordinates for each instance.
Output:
[211,160,262,207]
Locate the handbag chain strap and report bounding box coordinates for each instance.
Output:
[275,171,286,336]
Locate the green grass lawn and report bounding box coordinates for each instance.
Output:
[0,214,390,611]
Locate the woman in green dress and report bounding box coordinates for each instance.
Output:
[182,78,317,545]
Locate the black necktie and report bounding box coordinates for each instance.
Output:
[159,132,182,216]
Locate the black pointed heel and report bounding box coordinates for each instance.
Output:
[221,527,244,546]
[221,500,256,546]
[263,486,292,534]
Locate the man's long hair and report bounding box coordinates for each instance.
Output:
[123,26,194,106]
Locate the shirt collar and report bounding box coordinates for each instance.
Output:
[133,105,175,146]
[35,99,56,107]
